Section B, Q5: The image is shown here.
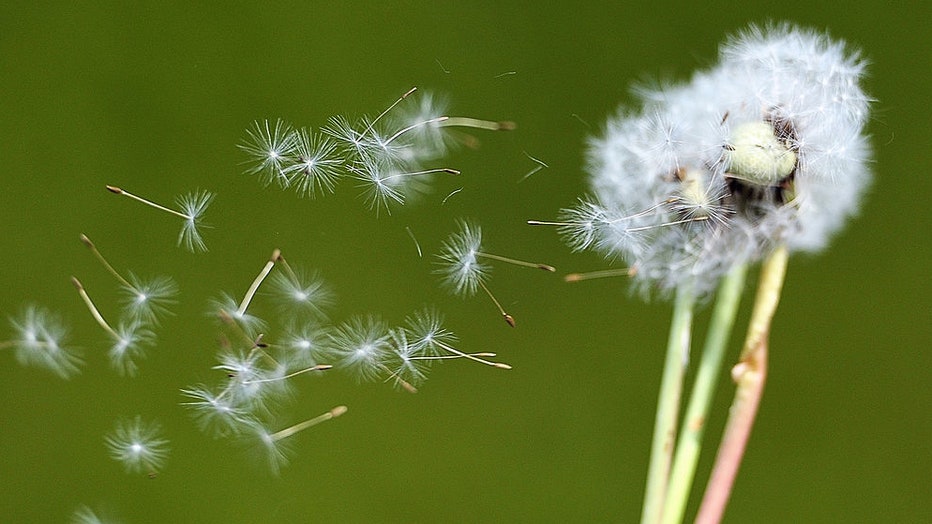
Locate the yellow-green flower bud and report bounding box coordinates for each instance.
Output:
[726,121,797,185]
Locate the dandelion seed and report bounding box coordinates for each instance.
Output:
[327,315,393,382]
[324,87,418,160]
[3,304,82,379]
[385,328,425,392]
[175,190,214,252]
[269,253,333,319]
[401,307,511,368]
[281,128,343,198]
[104,415,170,475]
[239,119,298,187]
[119,273,178,324]
[107,320,156,377]
[350,157,459,214]
[210,293,268,340]
[71,505,115,524]
[279,321,331,368]
[180,385,255,438]
[71,277,154,376]
[106,186,214,252]
[403,307,455,357]
[436,220,554,327]
[245,406,347,474]
[213,350,291,412]
[210,249,279,336]
[80,234,178,324]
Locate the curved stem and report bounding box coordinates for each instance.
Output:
[695,246,788,524]
[662,263,748,524]
[641,282,696,524]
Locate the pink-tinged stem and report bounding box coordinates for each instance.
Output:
[695,245,788,524]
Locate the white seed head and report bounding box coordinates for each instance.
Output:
[580,23,872,297]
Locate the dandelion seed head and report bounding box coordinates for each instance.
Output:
[580,23,871,297]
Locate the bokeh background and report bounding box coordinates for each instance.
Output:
[1,2,929,522]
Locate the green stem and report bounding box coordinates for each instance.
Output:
[695,246,788,524]
[662,263,748,524]
[641,282,696,524]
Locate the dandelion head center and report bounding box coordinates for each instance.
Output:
[726,121,797,186]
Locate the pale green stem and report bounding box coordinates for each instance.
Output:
[268,406,348,441]
[662,263,748,524]
[237,249,280,317]
[695,246,788,524]
[71,276,120,341]
[107,186,191,220]
[641,282,696,524]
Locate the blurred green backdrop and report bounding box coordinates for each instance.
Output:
[1,2,929,522]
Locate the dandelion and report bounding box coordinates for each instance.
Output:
[436,219,555,327]
[106,186,214,252]
[104,415,170,475]
[71,277,155,377]
[540,23,871,523]
[3,304,83,379]
[80,234,178,324]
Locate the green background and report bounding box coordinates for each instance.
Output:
[1,2,929,522]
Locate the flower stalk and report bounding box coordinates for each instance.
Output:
[662,262,748,524]
[642,282,695,524]
[695,245,788,523]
